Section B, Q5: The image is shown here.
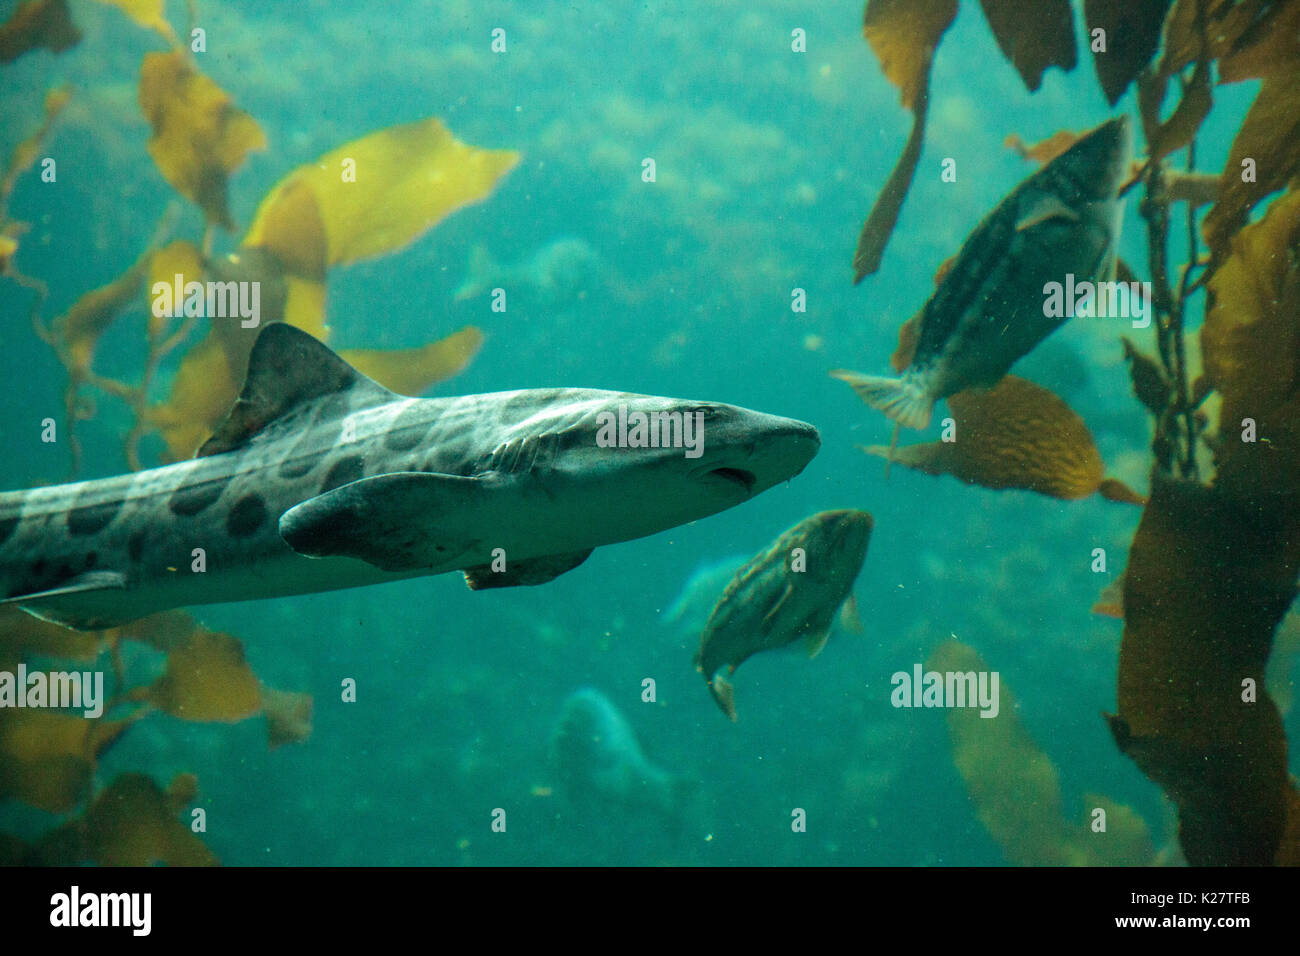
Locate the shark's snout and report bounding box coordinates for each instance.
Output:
[694,411,820,498]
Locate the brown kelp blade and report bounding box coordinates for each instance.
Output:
[854,0,958,282]
[931,639,1153,865]
[862,375,1142,502]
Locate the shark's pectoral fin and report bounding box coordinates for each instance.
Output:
[1,571,129,631]
[1,571,127,605]
[279,471,493,572]
[462,549,593,590]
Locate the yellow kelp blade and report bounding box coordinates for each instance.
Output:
[931,639,1153,865]
[146,238,204,337]
[147,333,241,460]
[1203,78,1300,264]
[2,84,72,205]
[138,50,266,230]
[53,250,152,375]
[238,178,328,282]
[243,117,520,267]
[340,327,484,396]
[929,639,1072,865]
[36,772,218,866]
[91,0,177,43]
[0,606,103,663]
[853,0,957,281]
[139,623,262,723]
[1202,188,1300,433]
[864,375,1140,502]
[0,710,98,813]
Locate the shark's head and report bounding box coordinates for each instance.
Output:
[503,391,820,548]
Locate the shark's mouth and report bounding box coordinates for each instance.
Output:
[707,467,756,495]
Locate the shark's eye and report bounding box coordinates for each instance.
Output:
[688,404,724,420]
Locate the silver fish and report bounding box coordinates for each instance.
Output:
[834,116,1132,429]
[0,323,819,630]
[550,687,683,816]
[695,509,873,720]
[453,237,598,303]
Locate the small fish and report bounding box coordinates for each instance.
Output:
[550,687,684,816]
[661,552,748,632]
[695,509,873,720]
[453,237,598,303]
[834,116,1132,429]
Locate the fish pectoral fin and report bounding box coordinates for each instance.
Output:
[279,471,495,571]
[838,592,865,635]
[804,627,831,659]
[760,583,795,630]
[1014,194,1080,232]
[707,671,738,722]
[462,549,593,590]
[1,570,127,605]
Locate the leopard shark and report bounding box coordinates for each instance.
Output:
[0,323,820,631]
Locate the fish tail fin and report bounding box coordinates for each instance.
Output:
[883,422,901,480]
[830,369,934,429]
[708,672,738,722]
[453,244,497,302]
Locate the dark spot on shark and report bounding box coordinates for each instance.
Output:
[227,494,268,539]
[278,416,341,479]
[57,562,75,581]
[169,478,229,517]
[32,558,46,578]
[503,390,560,420]
[320,455,364,494]
[429,417,474,444]
[384,402,434,451]
[67,498,122,536]
[85,551,98,569]
[128,530,147,563]
[0,514,18,547]
[279,457,317,480]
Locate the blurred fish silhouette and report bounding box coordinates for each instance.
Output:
[662,553,748,633]
[551,687,686,817]
[834,116,1132,429]
[453,236,598,303]
[695,509,873,720]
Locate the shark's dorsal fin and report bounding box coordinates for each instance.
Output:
[198,323,395,458]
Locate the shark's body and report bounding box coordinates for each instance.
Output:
[0,324,819,630]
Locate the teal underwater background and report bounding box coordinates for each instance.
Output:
[0,0,1287,865]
